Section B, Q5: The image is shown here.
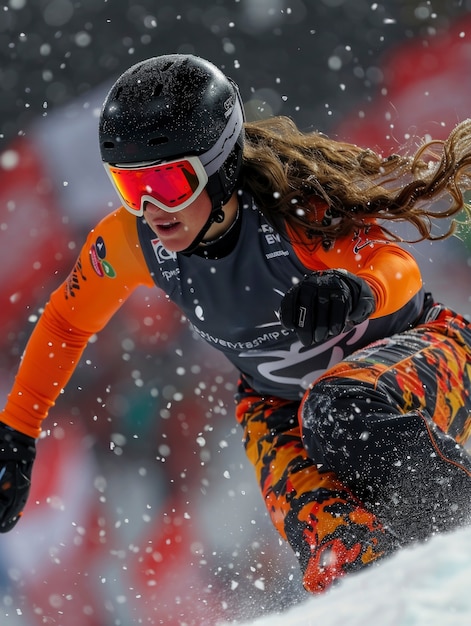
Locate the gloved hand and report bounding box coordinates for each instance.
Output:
[0,422,36,532]
[279,269,376,346]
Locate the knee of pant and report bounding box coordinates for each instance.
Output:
[299,377,369,461]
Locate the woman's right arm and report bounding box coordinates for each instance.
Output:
[1,207,154,439]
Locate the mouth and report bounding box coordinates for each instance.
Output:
[147,217,181,235]
[156,222,179,231]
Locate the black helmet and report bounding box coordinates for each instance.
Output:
[99,54,245,214]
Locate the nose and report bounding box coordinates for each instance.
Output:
[144,202,172,217]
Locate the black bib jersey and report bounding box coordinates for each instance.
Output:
[137,193,424,400]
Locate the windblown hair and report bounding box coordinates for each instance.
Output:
[240,116,471,245]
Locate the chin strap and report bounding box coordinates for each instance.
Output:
[179,207,225,256]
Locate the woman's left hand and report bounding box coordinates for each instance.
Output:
[279,269,376,346]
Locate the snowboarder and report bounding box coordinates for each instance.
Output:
[1,54,470,593]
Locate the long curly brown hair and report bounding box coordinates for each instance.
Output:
[240,115,471,245]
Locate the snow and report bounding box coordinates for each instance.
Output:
[225,524,471,626]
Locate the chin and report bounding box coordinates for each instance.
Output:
[158,238,191,253]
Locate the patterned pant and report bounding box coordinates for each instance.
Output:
[235,305,471,593]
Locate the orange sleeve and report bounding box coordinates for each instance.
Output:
[1,208,154,438]
[286,221,423,318]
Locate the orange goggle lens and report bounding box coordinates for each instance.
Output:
[105,156,208,215]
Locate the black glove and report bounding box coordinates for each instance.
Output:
[0,422,36,532]
[279,269,376,347]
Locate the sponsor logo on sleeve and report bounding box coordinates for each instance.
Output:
[65,256,87,299]
[89,236,116,278]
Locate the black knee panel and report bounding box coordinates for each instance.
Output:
[301,378,471,543]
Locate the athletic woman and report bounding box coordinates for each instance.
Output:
[1,54,470,593]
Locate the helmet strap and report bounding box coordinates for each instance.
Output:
[179,206,225,256]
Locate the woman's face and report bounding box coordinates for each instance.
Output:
[143,190,212,252]
[143,190,239,252]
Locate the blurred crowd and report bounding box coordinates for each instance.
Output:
[0,2,470,625]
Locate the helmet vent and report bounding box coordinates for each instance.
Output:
[160,60,174,72]
[148,136,169,147]
[152,84,163,98]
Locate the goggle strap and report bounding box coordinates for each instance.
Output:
[199,97,244,177]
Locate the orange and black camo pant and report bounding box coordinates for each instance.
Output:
[235,304,471,593]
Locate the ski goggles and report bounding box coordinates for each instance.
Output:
[104,155,209,216]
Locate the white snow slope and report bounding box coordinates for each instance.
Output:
[226,524,471,626]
